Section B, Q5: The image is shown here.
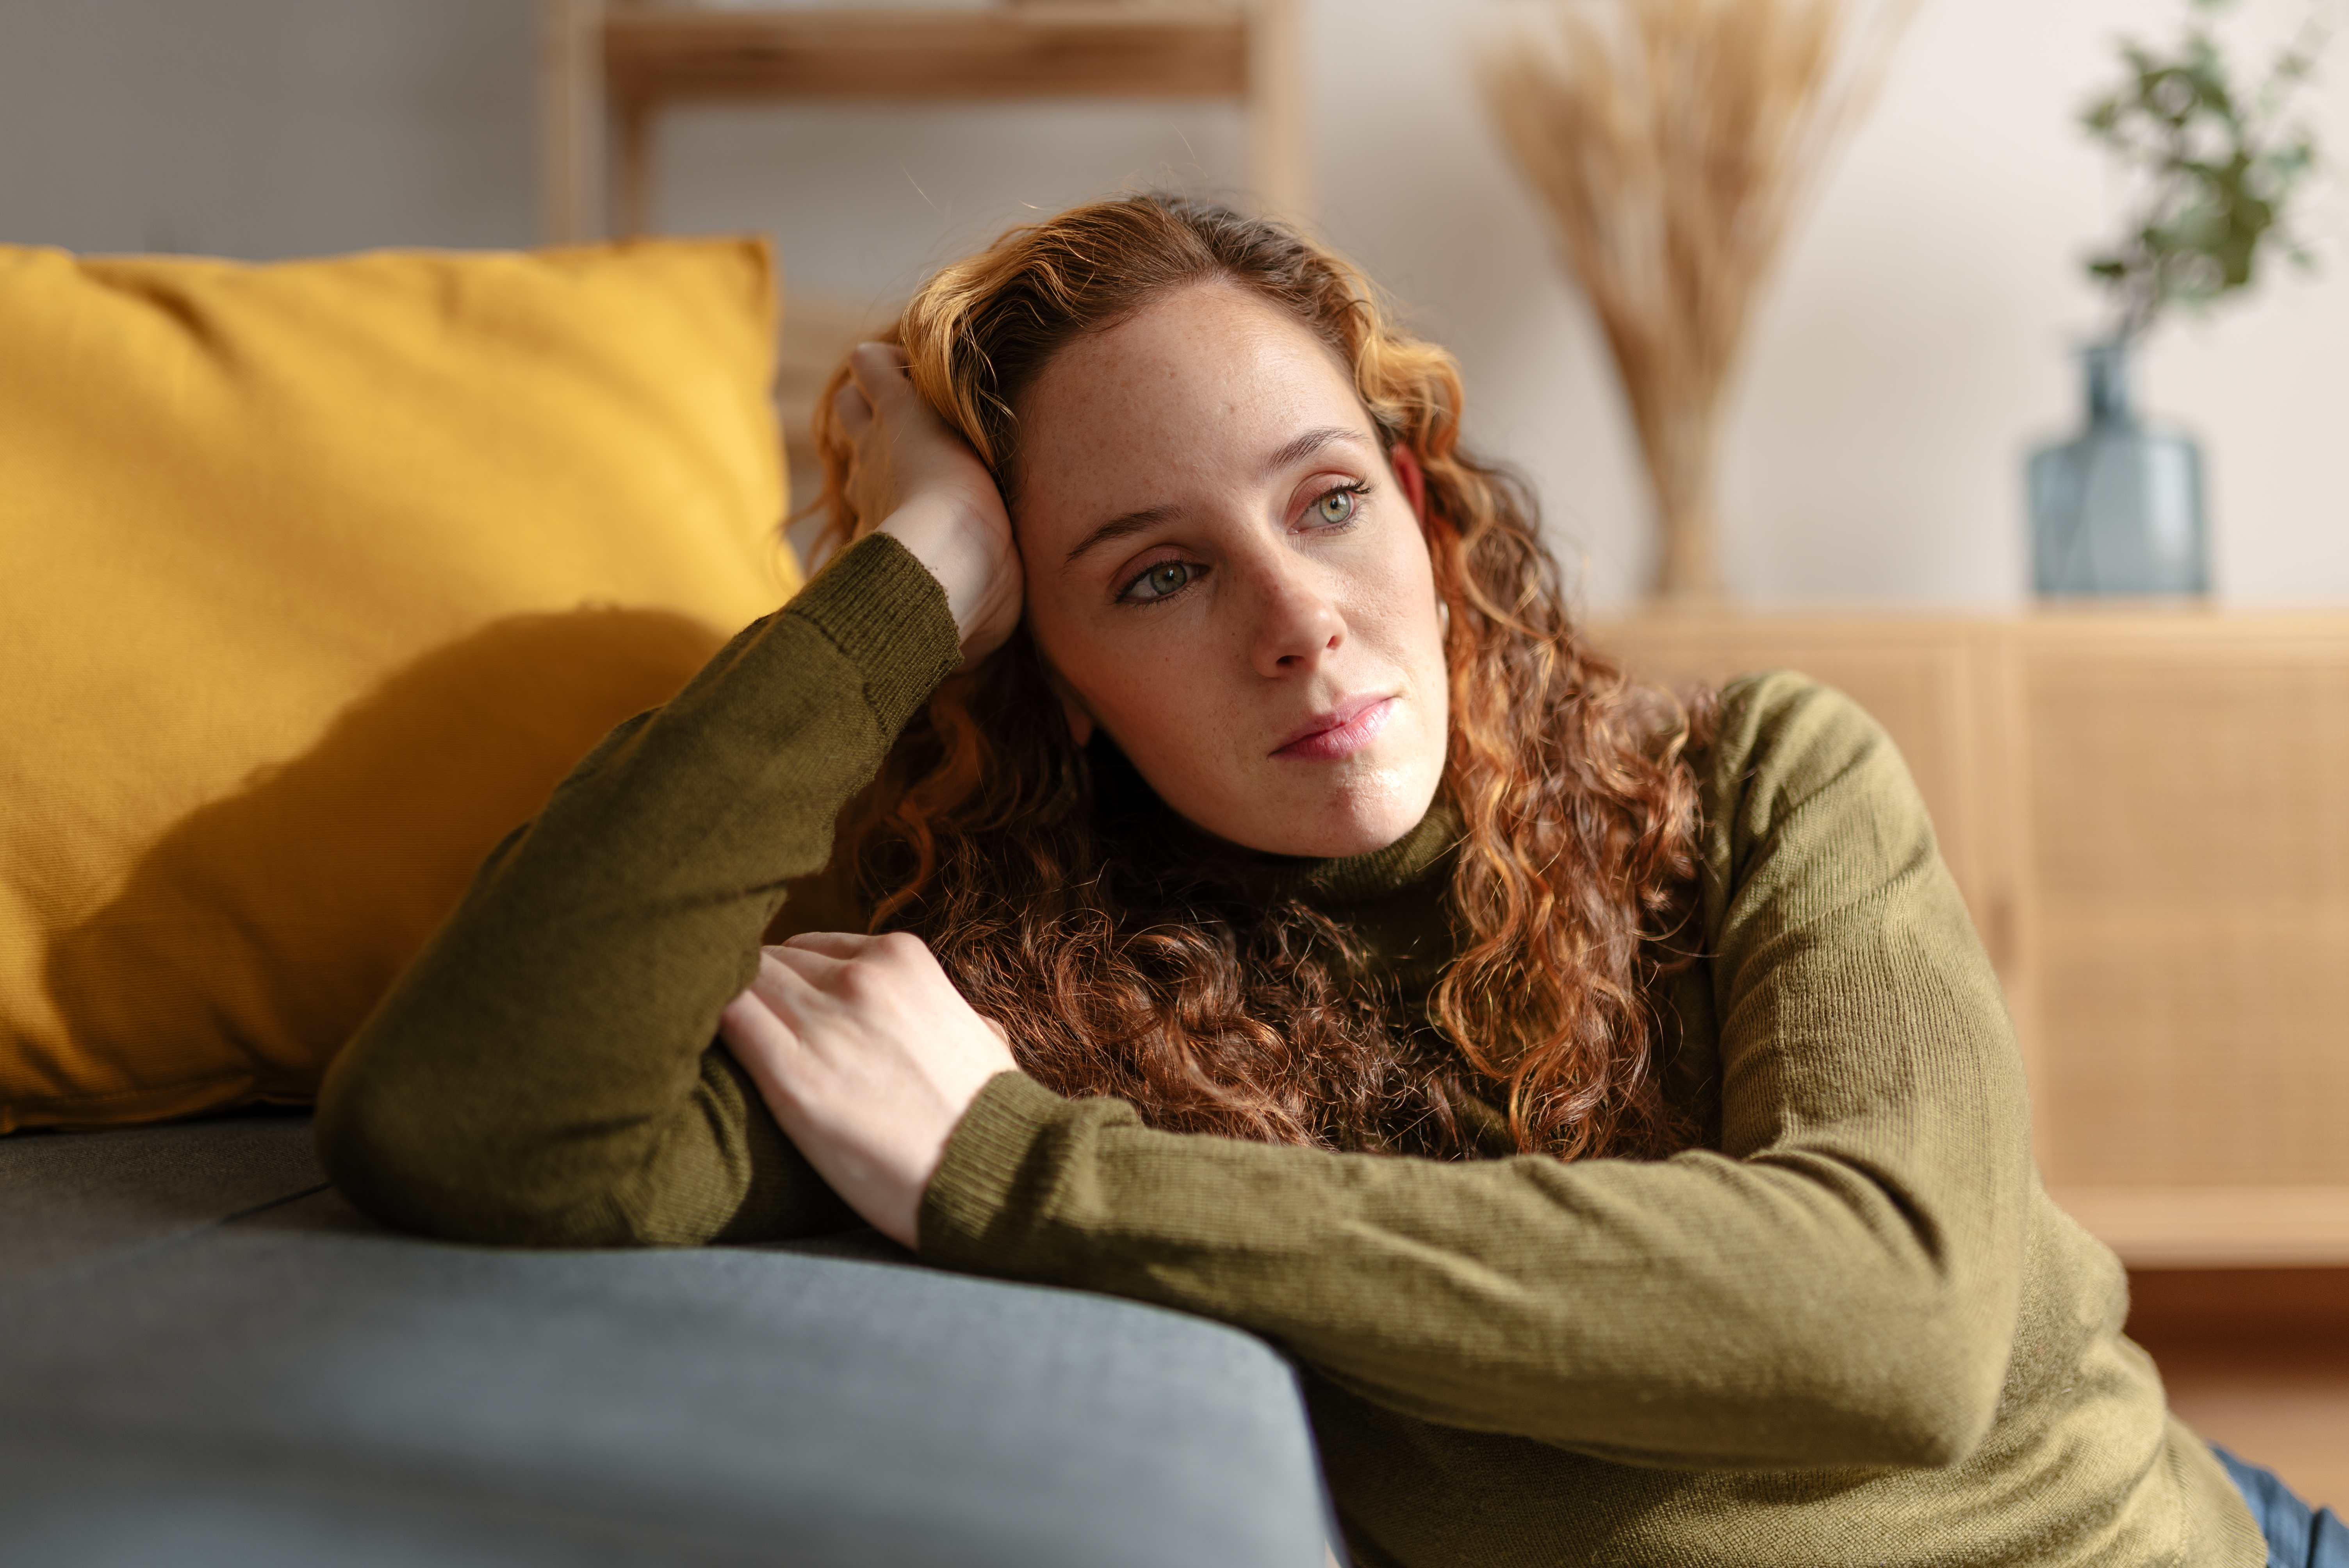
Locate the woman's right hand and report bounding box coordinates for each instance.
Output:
[834,342,1022,661]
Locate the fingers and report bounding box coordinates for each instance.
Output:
[751,932,921,1013]
[741,946,821,1020]
[832,342,907,446]
[830,375,873,440]
[779,930,878,959]
[846,341,912,410]
[718,985,798,1067]
[777,931,944,978]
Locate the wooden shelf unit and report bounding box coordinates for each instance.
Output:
[1595,606,2349,1269]
[538,0,1305,242]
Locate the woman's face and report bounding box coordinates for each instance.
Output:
[1013,282,1450,859]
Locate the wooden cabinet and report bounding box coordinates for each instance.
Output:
[1597,609,2349,1267]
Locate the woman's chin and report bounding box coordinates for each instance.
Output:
[1191,773,1442,861]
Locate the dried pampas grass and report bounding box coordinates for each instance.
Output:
[1481,0,1916,600]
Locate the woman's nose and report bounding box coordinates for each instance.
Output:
[1249,556,1345,679]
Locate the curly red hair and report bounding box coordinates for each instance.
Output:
[807,196,1708,1161]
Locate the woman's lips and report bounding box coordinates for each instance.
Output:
[1273,696,1395,762]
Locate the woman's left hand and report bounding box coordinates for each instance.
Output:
[719,932,1018,1248]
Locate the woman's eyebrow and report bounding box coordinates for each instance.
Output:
[1260,425,1369,477]
[1064,503,1180,567]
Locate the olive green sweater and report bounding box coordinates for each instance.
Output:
[316,533,2260,1568]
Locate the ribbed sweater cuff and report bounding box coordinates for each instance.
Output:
[918,1070,1067,1263]
[790,531,962,739]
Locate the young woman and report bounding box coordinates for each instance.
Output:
[319,196,2293,1567]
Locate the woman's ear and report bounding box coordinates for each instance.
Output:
[1389,443,1429,526]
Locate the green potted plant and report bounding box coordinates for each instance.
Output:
[2029,0,2329,596]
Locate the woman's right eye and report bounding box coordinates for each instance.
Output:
[1123,560,1196,601]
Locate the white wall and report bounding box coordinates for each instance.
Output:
[6,0,2344,608]
[0,1,535,258]
[1315,0,2349,607]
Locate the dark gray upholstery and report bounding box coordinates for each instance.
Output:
[0,1112,326,1295]
[0,1116,1337,1566]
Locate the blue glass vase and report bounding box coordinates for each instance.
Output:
[2028,341,2208,596]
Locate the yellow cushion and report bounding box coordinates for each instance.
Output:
[0,239,798,1132]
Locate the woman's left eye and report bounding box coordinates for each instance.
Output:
[1122,559,1197,601]
[1312,485,1363,526]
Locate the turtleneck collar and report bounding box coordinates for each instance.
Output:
[1084,729,1461,909]
[1156,800,1463,910]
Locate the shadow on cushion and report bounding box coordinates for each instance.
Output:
[28,607,723,1130]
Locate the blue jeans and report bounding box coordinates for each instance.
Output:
[2216,1446,2349,1568]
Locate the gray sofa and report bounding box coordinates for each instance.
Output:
[2,1113,1341,1566]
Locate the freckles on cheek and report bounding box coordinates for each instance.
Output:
[1087,646,1183,733]
[1087,646,1236,779]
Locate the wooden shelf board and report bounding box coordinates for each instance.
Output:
[2053,1187,2349,1267]
[603,7,1250,103]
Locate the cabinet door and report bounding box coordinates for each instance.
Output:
[2021,618,2349,1263]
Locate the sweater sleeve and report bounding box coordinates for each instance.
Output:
[315,532,963,1248]
[916,672,2034,1470]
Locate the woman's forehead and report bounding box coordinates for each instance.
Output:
[1011,283,1372,510]
[1041,280,1351,402]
